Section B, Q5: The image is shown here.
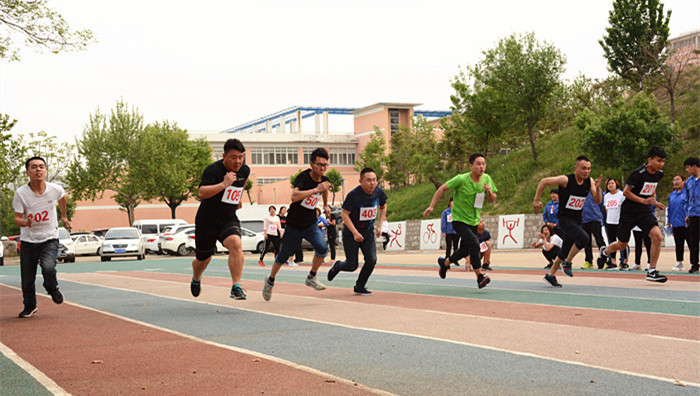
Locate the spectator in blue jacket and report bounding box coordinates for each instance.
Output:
[684,157,700,274]
[582,189,609,269]
[441,198,460,266]
[667,174,689,271]
[543,189,560,234]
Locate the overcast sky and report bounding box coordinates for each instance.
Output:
[1,0,698,143]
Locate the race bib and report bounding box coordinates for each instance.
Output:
[27,203,54,226]
[564,195,586,210]
[447,213,452,222]
[268,224,278,234]
[479,241,488,253]
[474,192,485,209]
[605,199,618,208]
[359,206,378,221]
[639,182,657,196]
[301,193,321,210]
[221,186,243,205]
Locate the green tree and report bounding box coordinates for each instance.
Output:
[353,126,386,183]
[578,92,675,175]
[244,179,254,204]
[67,100,146,226]
[289,169,303,188]
[599,0,671,91]
[325,168,342,204]
[131,121,212,219]
[0,0,95,61]
[385,116,446,189]
[654,49,700,125]
[475,32,566,161]
[0,114,25,190]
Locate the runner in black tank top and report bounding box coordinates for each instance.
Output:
[533,156,602,287]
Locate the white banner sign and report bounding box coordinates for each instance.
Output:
[420,219,441,250]
[497,214,524,249]
[385,221,406,251]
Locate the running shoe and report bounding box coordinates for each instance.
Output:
[18,307,38,318]
[605,263,618,270]
[305,275,326,290]
[646,270,667,283]
[327,261,341,281]
[582,261,593,269]
[562,260,574,277]
[230,284,247,300]
[48,288,63,304]
[630,264,641,271]
[544,262,553,269]
[690,265,699,274]
[288,262,299,267]
[672,263,684,272]
[482,263,493,271]
[353,286,372,295]
[262,277,274,301]
[190,279,201,297]
[619,263,629,271]
[596,246,608,268]
[477,273,490,289]
[258,260,265,267]
[544,274,562,287]
[437,257,448,279]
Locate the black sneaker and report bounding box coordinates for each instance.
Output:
[646,270,667,283]
[437,257,448,279]
[190,279,201,297]
[18,307,38,318]
[482,263,493,271]
[477,274,490,289]
[562,260,573,277]
[353,286,372,295]
[48,288,63,304]
[619,263,629,271]
[544,274,562,287]
[605,263,618,270]
[690,265,699,274]
[327,261,341,282]
[544,262,553,269]
[597,246,608,268]
[230,284,247,300]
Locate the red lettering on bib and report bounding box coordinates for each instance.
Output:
[359,206,377,221]
[640,182,657,196]
[564,195,586,210]
[221,186,243,205]
[301,193,321,210]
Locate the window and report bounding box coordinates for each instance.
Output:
[257,177,288,186]
[389,109,400,135]
[251,147,299,165]
[302,147,315,165]
[329,148,356,166]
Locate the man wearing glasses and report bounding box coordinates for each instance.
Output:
[262,147,332,301]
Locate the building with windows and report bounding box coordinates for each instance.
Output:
[70,102,449,231]
[668,30,700,68]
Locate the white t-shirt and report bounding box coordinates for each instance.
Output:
[539,234,563,250]
[13,182,65,243]
[0,241,4,257]
[604,191,625,225]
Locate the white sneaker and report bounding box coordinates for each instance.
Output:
[288,262,298,267]
[672,263,684,272]
[645,263,650,271]
[304,275,326,290]
[630,264,641,271]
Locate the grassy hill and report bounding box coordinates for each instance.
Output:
[386,126,699,221]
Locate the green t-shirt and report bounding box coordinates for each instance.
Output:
[445,172,497,226]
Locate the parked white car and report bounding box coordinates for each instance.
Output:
[184,227,265,254]
[134,219,188,254]
[71,234,103,256]
[161,227,196,256]
[159,224,194,255]
[58,227,76,263]
[100,227,146,261]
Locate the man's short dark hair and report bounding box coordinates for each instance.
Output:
[310,147,329,163]
[268,205,276,211]
[469,153,485,164]
[575,155,590,163]
[550,189,559,195]
[647,146,667,159]
[25,156,46,170]
[223,138,245,153]
[360,167,376,179]
[684,157,700,167]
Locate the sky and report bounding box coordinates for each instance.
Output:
[1,0,698,143]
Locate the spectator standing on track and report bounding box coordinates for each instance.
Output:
[684,157,700,274]
[190,138,250,300]
[13,156,70,318]
[380,221,390,250]
[532,225,563,268]
[603,178,628,269]
[543,189,560,235]
[262,148,332,301]
[441,198,461,266]
[259,205,282,266]
[667,174,689,272]
[326,208,339,263]
[327,168,387,295]
[423,153,497,289]
[582,190,610,269]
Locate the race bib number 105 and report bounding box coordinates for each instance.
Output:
[301,193,321,210]
[359,206,377,221]
[221,186,243,205]
[564,195,586,210]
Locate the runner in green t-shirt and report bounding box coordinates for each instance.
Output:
[423,153,497,289]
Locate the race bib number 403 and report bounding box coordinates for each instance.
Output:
[301,193,321,210]
[221,186,243,205]
[359,206,377,221]
[564,195,586,210]
[639,182,658,196]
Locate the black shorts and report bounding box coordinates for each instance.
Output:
[617,212,658,244]
[194,216,241,261]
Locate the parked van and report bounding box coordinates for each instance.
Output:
[133,219,188,254]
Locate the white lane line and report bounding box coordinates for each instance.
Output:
[0,341,71,396]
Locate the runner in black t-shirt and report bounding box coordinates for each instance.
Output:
[599,146,668,282]
[262,148,332,301]
[533,156,602,287]
[190,138,250,300]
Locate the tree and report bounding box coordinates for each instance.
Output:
[131,121,212,219]
[599,0,671,91]
[244,179,254,204]
[475,32,566,161]
[655,48,700,125]
[353,127,386,183]
[0,114,25,190]
[0,0,95,61]
[67,100,146,226]
[289,169,303,188]
[385,116,446,189]
[325,168,342,204]
[578,92,675,175]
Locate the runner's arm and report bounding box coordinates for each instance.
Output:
[341,209,360,236]
[423,184,449,217]
[533,176,567,212]
[375,204,387,238]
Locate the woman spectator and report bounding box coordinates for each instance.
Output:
[531,225,563,269]
[667,174,689,271]
[259,206,282,266]
[603,178,628,269]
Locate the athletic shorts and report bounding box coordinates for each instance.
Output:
[617,212,658,244]
[194,217,241,261]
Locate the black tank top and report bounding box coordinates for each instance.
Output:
[557,174,590,222]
